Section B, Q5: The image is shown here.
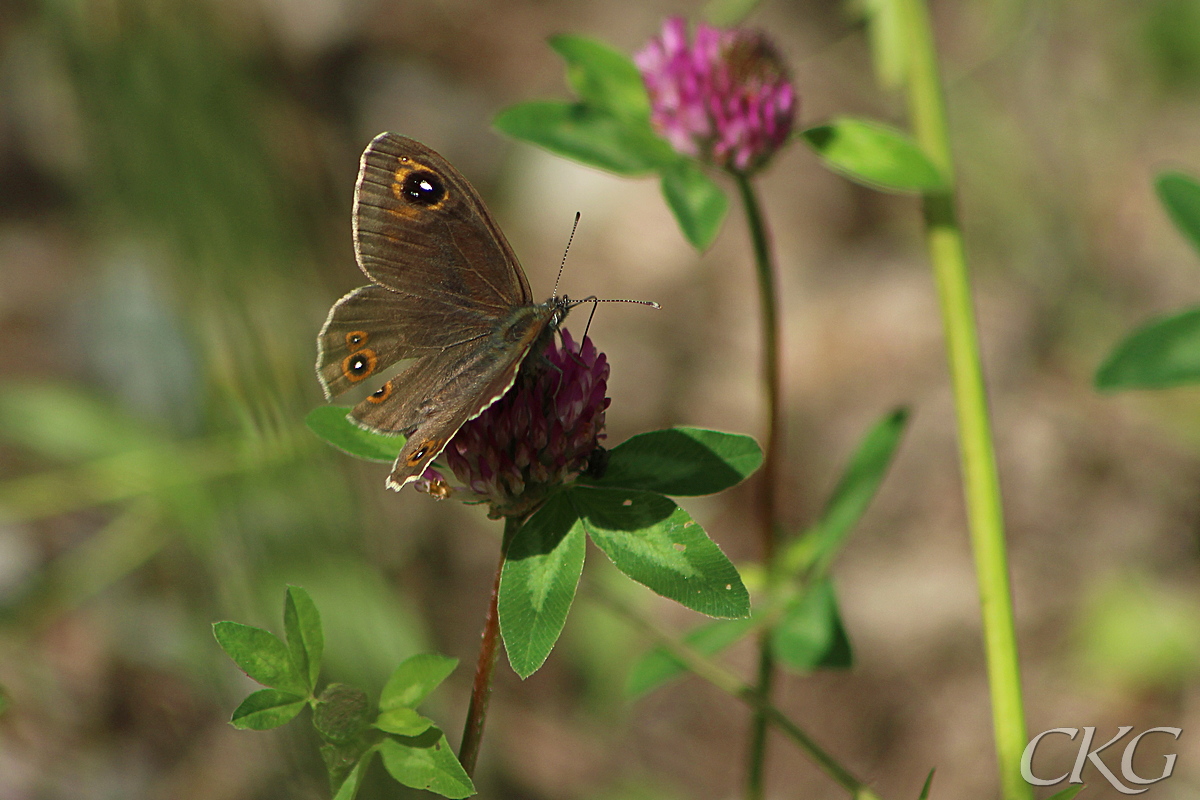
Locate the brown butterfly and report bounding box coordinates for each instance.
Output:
[316,133,573,491]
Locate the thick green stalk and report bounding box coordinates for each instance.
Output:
[894,1,1030,797]
[733,171,784,800]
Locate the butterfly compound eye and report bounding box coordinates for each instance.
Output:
[400,170,445,206]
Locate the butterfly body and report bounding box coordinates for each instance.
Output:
[316,133,570,491]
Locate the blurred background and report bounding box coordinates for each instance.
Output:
[1,0,1199,798]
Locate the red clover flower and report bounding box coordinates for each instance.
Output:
[635,17,797,175]
[415,330,610,519]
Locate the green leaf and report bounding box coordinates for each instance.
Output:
[572,487,750,618]
[323,738,378,797]
[376,707,436,737]
[782,408,908,576]
[332,748,376,800]
[229,688,307,730]
[1045,786,1084,800]
[305,405,403,463]
[660,159,728,250]
[499,493,587,678]
[770,579,853,672]
[550,34,650,122]
[586,427,762,496]
[213,621,308,695]
[494,100,675,176]
[379,730,476,799]
[626,616,758,697]
[284,585,323,693]
[801,118,946,193]
[380,653,459,710]
[1156,171,1200,258]
[1095,306,1200,390]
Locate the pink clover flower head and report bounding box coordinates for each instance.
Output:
[635,17,796,174]
[414,329,610,519]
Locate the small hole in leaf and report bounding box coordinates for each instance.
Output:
[673,543,686,552]
[725,584,732,591]
[622,499,633,506]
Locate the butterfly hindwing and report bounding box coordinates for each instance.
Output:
[345,308,554,489]
[316,284,493,399]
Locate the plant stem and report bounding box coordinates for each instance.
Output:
[458,516,520,776]
[733,170,784,800]
[734,171,785,564]
[894,2,1030,798]
[601,589,881,800]
[745,630,774,797]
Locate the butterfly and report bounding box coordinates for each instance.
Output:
[316,133,573,491]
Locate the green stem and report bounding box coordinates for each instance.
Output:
[602,589,880,800]
[458,516,520,776]
[895,2,1030,798]
[733,171,785,564]
[733,170,784,800]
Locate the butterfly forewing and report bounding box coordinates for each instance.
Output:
[354,134,533,312]
[318,133,568,492]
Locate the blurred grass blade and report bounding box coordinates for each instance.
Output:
[1045,787,1083,800]
[783,408,909,577]
[626,616,757,697]
[1155,171,1200,258]
[917,768,935,800]
[0,434,294,523]
[0,382,153,461]
[1095,307,1200,390]
[6,501,163,620]
[801,118,946,193]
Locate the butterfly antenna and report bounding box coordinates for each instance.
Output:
[552,212,581,300]
[569,296,661,340]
